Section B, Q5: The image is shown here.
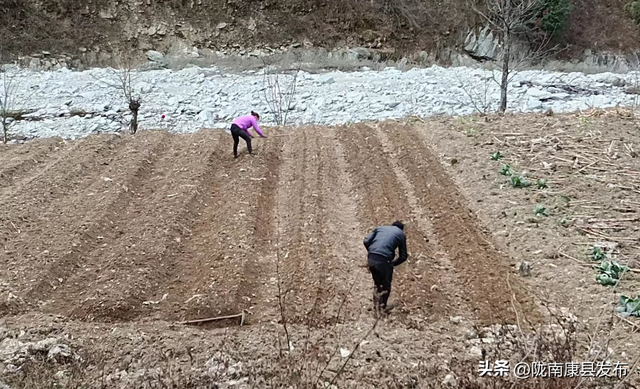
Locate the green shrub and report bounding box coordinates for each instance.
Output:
[538,0,573,35]
[626,1,640,24]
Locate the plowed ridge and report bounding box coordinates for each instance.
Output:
[0,124,535,325]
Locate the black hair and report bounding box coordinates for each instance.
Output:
[392,221,404,230]
[251,111,260,120]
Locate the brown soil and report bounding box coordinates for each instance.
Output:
[1,114,640,387]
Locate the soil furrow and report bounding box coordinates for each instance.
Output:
[370,122,468,320]
[31,132,174,313]
[317,127,376,322]
[1,134,152,311]
[276,129,319,325]
[0,134,121,202]
[157,133,283,325]
[383,122,539,324]
[45,131,225,321]
[0,137,67,188]
[231,135,283,324]
[336,123,450,325]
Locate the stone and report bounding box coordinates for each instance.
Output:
[320,75,335,84]
[526,88,553,100]
[469,346,483,357]
[216,22,228,30]
[525,97,543,110]
[464,26,500,60]
[146,50,164,62]
[99,10,114,19]
[442,373,457,386]
[48,344,73,362]
[464,328,478,339]
[29,58,42,70]
[350,47,372,60]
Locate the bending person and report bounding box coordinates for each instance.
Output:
[229,111,267,158]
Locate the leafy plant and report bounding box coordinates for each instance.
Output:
[558,216,572,227]
[594,260,629,286]
[616,295,640,317]
[590,246,607,261]
[491,151,503,161]
[499,164,512,176]
[579,116,591,125]
[534,204,548,216]
[463,127,478,137]
[510,175,531,188]
[536,179,548,189]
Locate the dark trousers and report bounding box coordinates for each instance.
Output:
[230,124,252,157]
[369,262,393,309]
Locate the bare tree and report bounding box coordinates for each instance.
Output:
[0,66,19,144]
[472,0,558,113]
[115,66,142,135]
[0,57,36,145]
[262,58,300,127]
[91,54,145,135]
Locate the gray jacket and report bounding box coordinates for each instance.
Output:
[363,225,408,266]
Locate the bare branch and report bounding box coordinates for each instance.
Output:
[262,57,300,127]
[0,59,36,143]
[89,53,145,135]
[467,0,561,112]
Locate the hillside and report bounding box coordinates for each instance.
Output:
[1,0,640,65]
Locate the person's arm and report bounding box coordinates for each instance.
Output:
[392,234,408,267]
[363,228,378,250]
[251,116,267,138]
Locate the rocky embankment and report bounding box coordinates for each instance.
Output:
[3,56,640,141]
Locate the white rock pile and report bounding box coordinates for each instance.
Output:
[3,63,640,141]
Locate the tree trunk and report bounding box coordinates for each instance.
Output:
[499,32,511,113]
[129,99,140,134]
[130,109,139,134]
[2,120,7,144]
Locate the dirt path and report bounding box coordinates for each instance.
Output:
[380,121,539,324]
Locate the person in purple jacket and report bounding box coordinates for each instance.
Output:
[230,111,268,158]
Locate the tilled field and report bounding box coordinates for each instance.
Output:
[0,124,532,327]
[1,114,639,388]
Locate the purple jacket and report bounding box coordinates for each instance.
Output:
[232,115,266,137]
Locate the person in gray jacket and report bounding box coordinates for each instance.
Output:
[363,221,408,313]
